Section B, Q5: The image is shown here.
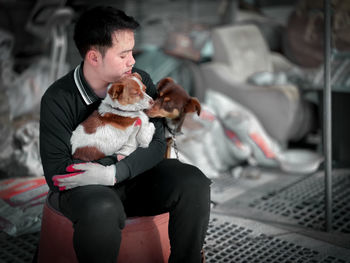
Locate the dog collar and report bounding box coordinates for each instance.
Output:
[98,103,142,117]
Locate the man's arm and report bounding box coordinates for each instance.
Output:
[40,85,117,191]
[40,89,78,191]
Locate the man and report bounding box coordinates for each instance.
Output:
[40,6,211,263]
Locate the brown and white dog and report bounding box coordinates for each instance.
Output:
[145,77,201,135]
[71,72,155,161]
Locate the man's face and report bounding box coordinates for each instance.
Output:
[97,30,136,83]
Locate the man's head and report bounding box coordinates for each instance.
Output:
[74,6,139,58]
[74,6,140,85]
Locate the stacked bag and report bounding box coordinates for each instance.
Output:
[176,90,322,177]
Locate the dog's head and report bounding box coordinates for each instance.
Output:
[104,72,154,111]
[145,77,201,119]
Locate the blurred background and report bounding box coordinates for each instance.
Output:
[1,0,350,262]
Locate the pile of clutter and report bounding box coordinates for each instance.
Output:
[0,29,51,179]
[0,29,51,237]
[174,89,324,178]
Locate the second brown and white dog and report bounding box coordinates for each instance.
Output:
[145,77,201,157]
[146,77,201,134]
[71,72,155,161]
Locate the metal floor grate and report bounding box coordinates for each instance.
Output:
[1,214,350,263]
[204,215,350,263]
[247,169,350,233]
[0,232,39,263]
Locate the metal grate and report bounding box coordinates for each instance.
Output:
[1,214,350,263]
[0,232,39,263]
[247,170,350,232]
[204,216,350,263]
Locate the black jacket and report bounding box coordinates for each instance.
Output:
[40,63,166,192]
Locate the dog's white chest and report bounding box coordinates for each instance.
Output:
[71,123,138,156]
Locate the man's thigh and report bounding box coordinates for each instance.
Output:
[121,158,211,217]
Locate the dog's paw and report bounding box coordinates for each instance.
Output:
[138,123,155,147]
[147,122,155,134]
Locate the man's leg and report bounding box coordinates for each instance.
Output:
[59,185,126,263]
[122,158,211,263]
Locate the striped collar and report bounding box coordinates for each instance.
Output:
[73,63,100,105]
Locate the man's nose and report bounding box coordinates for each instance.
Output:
[128,54,135,67]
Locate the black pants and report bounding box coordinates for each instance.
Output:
[59,159,211,263]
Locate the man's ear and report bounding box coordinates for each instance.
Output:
[108,83,124,99]
[157,77,175,93]
[184,97,201,116]
[86,49,100,66]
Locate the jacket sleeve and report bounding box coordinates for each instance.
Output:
[114,69,167,183]
[40,90,78,191]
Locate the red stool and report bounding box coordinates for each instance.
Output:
[38,191,170,263]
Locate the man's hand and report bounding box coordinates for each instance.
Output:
[53,163,116,191]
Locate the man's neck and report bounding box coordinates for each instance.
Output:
[83,63,108,98]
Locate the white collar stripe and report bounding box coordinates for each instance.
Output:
[74,65,93,105]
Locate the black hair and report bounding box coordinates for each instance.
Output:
[73,6,139,58]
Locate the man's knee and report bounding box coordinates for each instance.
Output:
[68,186,126,229]
[175,163,211,214]
[180,163,211,194]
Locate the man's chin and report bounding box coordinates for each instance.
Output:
[112,72,131,82]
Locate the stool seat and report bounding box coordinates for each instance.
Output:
[38,191,170,263]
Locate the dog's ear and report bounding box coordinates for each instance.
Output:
[184,97,201,116]
[157,77,175,94]
[108,83,124,99]
[132,72,142,81]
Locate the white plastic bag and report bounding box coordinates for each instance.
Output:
[0,177,48,236]
[4,58,52,119]
[176,105,251,177]
[13,121,43,177]
[205,89,282,167]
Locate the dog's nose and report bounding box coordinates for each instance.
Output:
[149,99,154,106]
